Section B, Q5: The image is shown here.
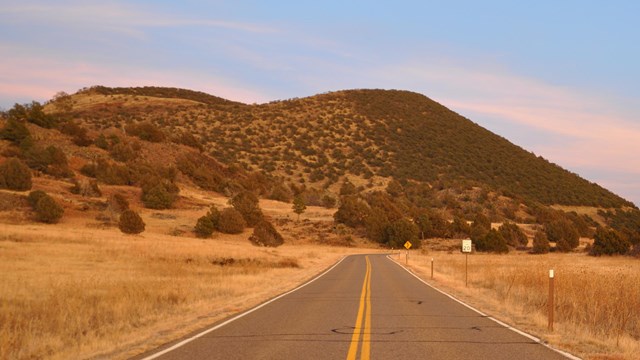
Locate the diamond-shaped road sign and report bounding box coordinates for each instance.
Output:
[404,241,412,249]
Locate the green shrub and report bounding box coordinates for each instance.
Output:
[499,222,528,247]
[194,216,216,238]
[60,121,92,146]
[0,158,32,191]
[194,205,220,238]
[141,181,179,209]
[475,229,508,253]
[0,118,31,144]
[334,195,369,228]
[119,209,145,234]
[229,191,263,226]
[217,208,246,234]
[590,227,630,256]
[70,178,102,197]
[32,193,64,223]
[27,190,47,208]
[384,218,419,249]
[545,219,579,252]
[125,121,165,142]
[322,194,336,208]
[531,231,550,254]
[249,220,284,247]
[23,145,72,178]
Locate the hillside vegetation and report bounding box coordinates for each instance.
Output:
[2,85,639,254]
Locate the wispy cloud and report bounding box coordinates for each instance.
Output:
[0,1,276,39]
[0,53,269,106]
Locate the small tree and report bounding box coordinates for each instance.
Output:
[33,194,64,223]
[217,208,246,234]
[531,231,550,254]
[119,209,145,234]
[249,220,284,247]
[0,158,32,191]
[292,194,306,221]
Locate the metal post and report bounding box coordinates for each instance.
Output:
[430,258,434,279]
[405,250,408,265]
[548,269,555,331]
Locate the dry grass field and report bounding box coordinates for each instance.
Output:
[0,223,368,360]
[0,183,375,360]
[398,245,640,360]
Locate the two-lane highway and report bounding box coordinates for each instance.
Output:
[136,255,575,359]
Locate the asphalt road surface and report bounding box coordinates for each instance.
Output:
[136,254,575,360]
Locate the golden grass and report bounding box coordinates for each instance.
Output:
[399,249,640,360]
[0,224,365,360]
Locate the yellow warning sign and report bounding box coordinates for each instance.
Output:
[404,241,412,249]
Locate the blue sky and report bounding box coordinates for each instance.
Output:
[1,1,639,205]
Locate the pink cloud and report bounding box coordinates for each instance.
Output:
[0,55,269,105]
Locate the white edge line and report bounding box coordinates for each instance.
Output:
[386,255,582,360]
[140,255,349,360]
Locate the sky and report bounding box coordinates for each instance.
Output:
[1,0,639,205]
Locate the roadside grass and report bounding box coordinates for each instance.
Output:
[0,226,356,360]
[399,250,640,360]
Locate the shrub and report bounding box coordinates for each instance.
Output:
[194,216,216,238]
[0,158,32,191]
[217,208,246,234]
[70,178,102,197]
[531,231,550,254]
[249,220,284,247]
[194,205,221,238]
[322,194,336,208]
[27,190,47,208]
[60,121,92,146]
[141,181,179,209]
[32,193,64,223]
[546,219,579,252]
[229,191,263,226]
[499,222,528,247]
[0,118,31,144]
[119,209,145,234]
[590,227,630,256]
[23,145,72,178]
[125,121,165,142]
[334,196,369,228]
[384,218,420,249]
[268,183,293,202]
[475,229,509,253]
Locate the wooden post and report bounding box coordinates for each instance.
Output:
[430,258,434,279]
[465,254,468,287]
[548,269,555,331]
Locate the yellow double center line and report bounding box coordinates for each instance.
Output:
[346,256,372,360]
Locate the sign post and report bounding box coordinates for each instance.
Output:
[548,269,555,331]
[461,239,472,287]
[430,257,434,279]
[404,241,412,265]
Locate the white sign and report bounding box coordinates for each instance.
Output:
[462,239,472,253]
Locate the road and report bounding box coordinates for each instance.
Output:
[136,254,575,360]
